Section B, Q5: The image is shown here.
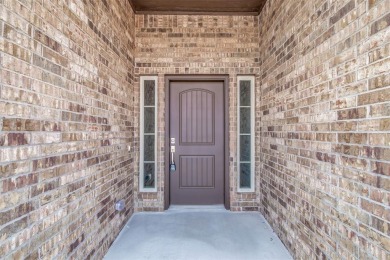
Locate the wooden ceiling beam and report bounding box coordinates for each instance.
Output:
[128,0,267,15]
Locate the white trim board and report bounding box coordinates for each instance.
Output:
[140,76,158,192]
[237,76,255,193]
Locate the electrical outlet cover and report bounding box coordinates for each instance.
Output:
[115,200,125,211]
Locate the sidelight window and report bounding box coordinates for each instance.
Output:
[140,76,158,192]
[237,76,255,192]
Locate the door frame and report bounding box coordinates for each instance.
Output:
[164,75,230,210]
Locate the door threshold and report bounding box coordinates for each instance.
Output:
[167,205,226,212]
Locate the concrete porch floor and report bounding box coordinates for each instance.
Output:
[104,206,292,260]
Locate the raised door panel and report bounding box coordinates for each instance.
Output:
[180,156,215,188]
[180,89,214,145]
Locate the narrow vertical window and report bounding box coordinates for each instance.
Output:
[237,76,255,192]
[140,76,158,192]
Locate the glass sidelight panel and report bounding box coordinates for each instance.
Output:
[140,76,158,192]
[239,81,251,106]
[240,107,251,133]
[240,135,251,161]
[144,107,155,133]
[240,163,251,188]
[144,135,155,161]
[144,80,155,106]
[238,76,255,192]
[144,163,155,188]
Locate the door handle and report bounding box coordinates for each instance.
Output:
[170,138,176,172]
[170,145,176,172]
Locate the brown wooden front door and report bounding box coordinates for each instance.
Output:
[169,81,224,205]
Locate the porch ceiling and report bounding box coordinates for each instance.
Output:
[128,0,267,15]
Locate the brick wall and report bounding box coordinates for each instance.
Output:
[134,14,260,211]
[258,0,390,258]
[2,0,389,258]
[0,0,135,258]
